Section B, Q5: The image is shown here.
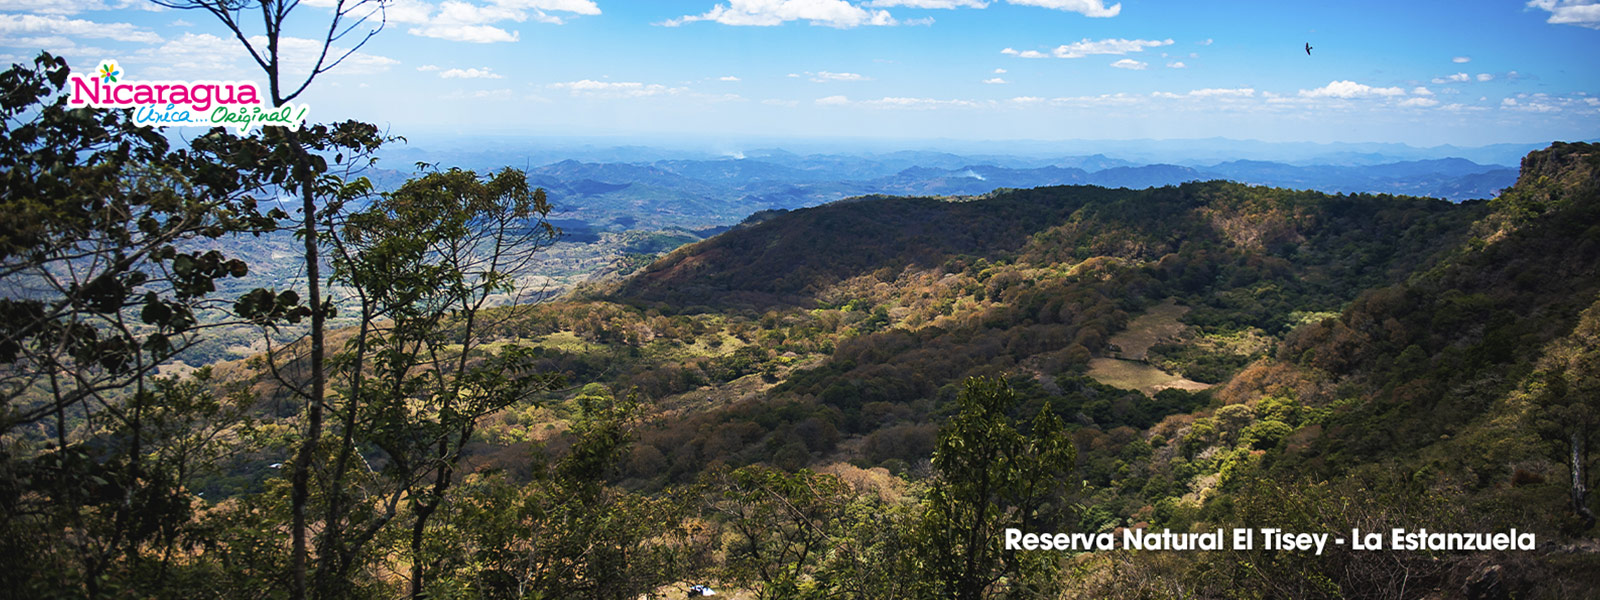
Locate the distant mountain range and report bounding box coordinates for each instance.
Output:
[368,139,1545,232]
[515,156,1515,231]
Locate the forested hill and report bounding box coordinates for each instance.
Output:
[581,158,1506,486]
[570,142,1600,596]
[617,179,1487,311]
[1264,140,1600,488]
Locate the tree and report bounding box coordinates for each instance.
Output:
[325,166,563,596]
[146,1,389,594]
[0,53,272,597]
[1,52,273,444]
[423,386,700,599]
[703,465,854,599]
[914,376,1076,600]
[1530,301,1600,531]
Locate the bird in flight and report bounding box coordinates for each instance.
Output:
[1305,42,1313,55]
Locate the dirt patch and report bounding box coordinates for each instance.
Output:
[1108,298,1190,361]
[1088,358,1213,397]
[1089,299,1214,396]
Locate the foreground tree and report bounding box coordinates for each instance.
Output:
[1531,301,1600,531]
[146,0,388,594]
[324,166,563,596]
[0,53,274,597]
[704,464,854,598]
[914,376,1077,600]
[423,386,701,599]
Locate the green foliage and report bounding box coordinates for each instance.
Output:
[703,465,855,599]
[1526,299,1600,530]
[0,53,274,428]
[913,376,1077,600]
[420,385,696,600]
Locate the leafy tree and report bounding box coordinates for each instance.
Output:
[914,376,1076,600]
[1530,301,1600,530]
[147,0,389,594]
[1,52,273,443]
[320,166,562,596]
[703,464,853,599]
[0,53,271,597]
[425,387,700,599]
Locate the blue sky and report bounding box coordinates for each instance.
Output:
[3,0,1598,147]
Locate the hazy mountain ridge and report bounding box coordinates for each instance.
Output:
[478,152,1517,232]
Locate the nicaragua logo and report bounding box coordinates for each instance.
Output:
[68,60,309,132]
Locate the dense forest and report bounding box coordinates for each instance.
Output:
[4,45,1600,600]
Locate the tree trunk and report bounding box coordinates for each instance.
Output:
[289,133,326,600]
[1573,431,1594,530]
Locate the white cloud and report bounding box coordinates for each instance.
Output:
[169,19,193,27]
[1048,92,1143,106]
[417,64,441,71]
[867,0,987,7]
[1110,58,1146,70]
[661,0,901,28]
[0,14,161,44]
[815,94,851,105]
[1298,80,1406,98]
[415,0,601,22]
[129,33,398,77]
[384,0,598,41]
[1005,0,1120,17]
[993,67,1006,73]
[697,92,747,102]
[1452,56,1471,63]
[0,0,162,15]
[719,75,741,81]
[426,1,525,26]
[1188,87,1254,97]
[126,32,237,74]
[983,77,1007,84]
[1412,86,1432,95]
[809,70,870,82]
[440,66,502,79]
[1199,38,1213,45]
[1011,96,1044,103]
[762,98,800,106]
[1000,47,1048,58]
[259,35,399,75]
[408,24,520,43]
[1166,61,1186,68]
[1476,73,1493,81]
[550,79,686,97]
[1431,72,1470,84]
[1399,97,1438,107]
[444,88,514,100]
[1049,37,1172,58]
[861,96,985,109]
[1527,0,1600,29]
[503,0,601,15]
[1500,91,1592,113]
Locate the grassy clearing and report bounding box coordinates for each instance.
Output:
[1108,298,1189,360]
[1090,299,1214,396]
[1087,358,1212,396]
[536,331,604,353]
